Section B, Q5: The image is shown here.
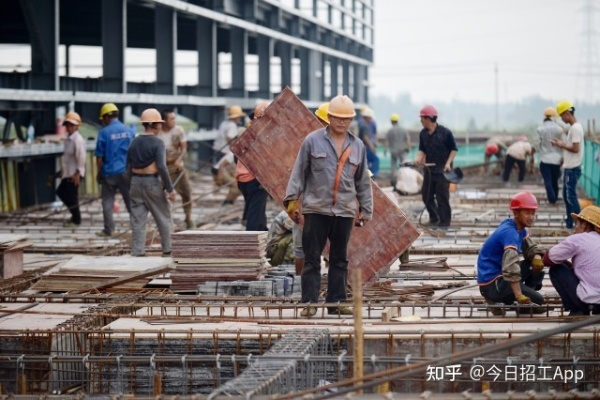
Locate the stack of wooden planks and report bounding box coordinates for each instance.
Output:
[0,234,33,279]
[170,230,269,292]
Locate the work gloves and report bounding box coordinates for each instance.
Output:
[516,294,531,304]
[531,255,544,272]
[286,199,300,223]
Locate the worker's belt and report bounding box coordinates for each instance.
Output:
[132,173,159,177]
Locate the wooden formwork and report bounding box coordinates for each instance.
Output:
[230,88,420,283]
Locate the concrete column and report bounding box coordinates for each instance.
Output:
[155,5,176,95]
[330,57,339,97]
[230,27,247,98]
[341,61,350,96]
[353,63,366,104]
[299,49,322,101]
[278,42,292,90]
[196,18,217,97]
[101,0,126,93]
[257,36,273,99]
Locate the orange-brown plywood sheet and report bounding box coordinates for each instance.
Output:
[230,87,421,283]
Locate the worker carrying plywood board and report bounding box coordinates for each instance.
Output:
[229,88,420,295]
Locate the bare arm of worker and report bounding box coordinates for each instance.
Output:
[415,150,426,164]
[96,157,103,183]
[175,140,187,170]
[444,150,457,171]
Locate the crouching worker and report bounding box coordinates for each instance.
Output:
[543,205,600,316]
[266,210,295,266]
[477,191,546,315]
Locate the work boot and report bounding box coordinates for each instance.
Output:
[185,219,195,230]
[485,299,505,316]
[63,221,80,228]
[95,230,112,238]
[516,304,549,316]
[300,306,317,317]
[328,306,353,316]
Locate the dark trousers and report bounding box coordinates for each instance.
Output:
[479,260,545,305]
[502,154,526,182]
[563,167,581,229]
[100,173,132,235]
[238,179,268,231]
[56,178,81,224]
[539,162,561,204]
[422,171,451,226]
[301,213,354,305]
[549,263,600,314]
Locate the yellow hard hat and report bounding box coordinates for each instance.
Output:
[140,108,165,124]
[328,95,356,118]
[228,105,246,119]
[543,107,557,118]
[315,102,330,124]
[63,111,81,126]
[390,113,400,122]
[556,100,574,116]
[99,103,118,119]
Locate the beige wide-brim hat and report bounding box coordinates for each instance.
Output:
[571,205,600,230]
[228,105,246,119]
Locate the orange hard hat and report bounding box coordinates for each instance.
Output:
[510,191,538,210]
[485,143,500,156]
[63,111,82,126]
[253,102,270,120]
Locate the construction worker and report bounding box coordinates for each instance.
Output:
[314,102,330,126]
[477,191,546,314]
[553,100,584,229]
[543,205,600,316]
[415,105,457,228]
[536,107,563,205]
[266,210,296,266]
[159,109,194,229]
[358,107,379,179]
[95,103,135,237]
[502,138,536,183]
[56,112,86,227]
[236,102,270,231]
[211,152,240,206]
[284,94,373,317]
[386,113,411,174]
[213,105,245,161]
[483,135,515,174]
[126,108,176,257]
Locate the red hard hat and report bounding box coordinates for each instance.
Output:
[420,105,438,118]
[485,143,499,156]
[510,191,538,210]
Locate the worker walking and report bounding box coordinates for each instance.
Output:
[536,107,563,205]
[236,102,270,231]
[95,103,135,237]
[415,105,457,228]
[285,94,373,317]
[386,113,411,174]
[502,139,536,183]
[56,112,86,227]
[477,192,546,314]
[553,100,584,229]
[543,205,600,316]
[213,105,245,161]
[358,107,379,179]
[159,109,194,229]
[126,109,176,257]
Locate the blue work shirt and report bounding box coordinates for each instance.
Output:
[95,120,135,177]
[477,218,527,284]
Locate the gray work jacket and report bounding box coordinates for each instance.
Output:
[285,127,373,220]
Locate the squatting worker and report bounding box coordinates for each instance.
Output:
[159,109,194,229]
[284,95,373,318]
[477,192,545,315]
[57,112,86,227]
[415,105,457,228]
[95,103,135,237]
[126,108,176,257]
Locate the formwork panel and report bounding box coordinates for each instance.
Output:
[230,88,420,283]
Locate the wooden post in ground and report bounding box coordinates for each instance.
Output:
[352,268,363,394]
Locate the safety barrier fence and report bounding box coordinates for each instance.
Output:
[581,138,600,203]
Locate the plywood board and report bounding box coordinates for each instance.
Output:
[230,87,420,283]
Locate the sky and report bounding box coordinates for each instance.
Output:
[371,0,592,104]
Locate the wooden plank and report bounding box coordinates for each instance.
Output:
[230,87,421,283]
